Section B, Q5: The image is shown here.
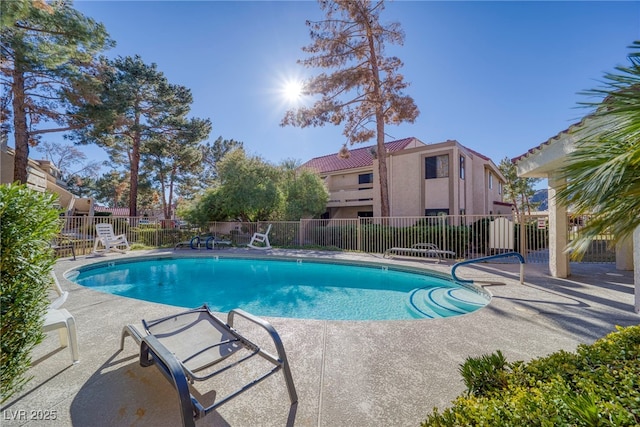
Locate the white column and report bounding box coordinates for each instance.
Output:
[634,225,639,314]
[616,233,635,271]
[548,175,570,278]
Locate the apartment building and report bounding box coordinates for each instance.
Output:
[1,146,94,216]
[301,137,508,219]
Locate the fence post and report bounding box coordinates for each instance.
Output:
[520,213,527,260]
[298,220,304,246]
[357,217,361,252]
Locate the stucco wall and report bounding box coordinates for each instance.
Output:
[329,171,366,190]
[635,226,640,313]
[424,179,450,211]
[1,150,14,184]
[388,152,422,216]
[331,206,373,218]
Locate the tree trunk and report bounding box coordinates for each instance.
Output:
[376,117,390,217]
[12,67,29,184]
[166,165,177,220]
[130,132,140,218]
[364,15,390,217]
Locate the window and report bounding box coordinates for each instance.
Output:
[459,155,465,180]
[488,172,493,189]
[425,208,449,216]
[425,155,449,179]
[358,211,373,218]
[499,182,502,195]
[358,173,373,189]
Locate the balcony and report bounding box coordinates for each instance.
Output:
[327,187,374,208]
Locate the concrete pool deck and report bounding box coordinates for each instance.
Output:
[2,248,638,426]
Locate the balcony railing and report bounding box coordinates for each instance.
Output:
[327,188,373,207]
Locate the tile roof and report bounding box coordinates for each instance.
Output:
[300,137,420,174]
[511,118,588,164]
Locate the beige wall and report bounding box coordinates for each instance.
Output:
[1,150,14,184]
[330,205,373,218]
[322,140,504,219]
[1,148,92,215]
[388,152,422,216]
[424,179,450,212]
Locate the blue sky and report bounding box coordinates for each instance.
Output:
[50,1,640,175]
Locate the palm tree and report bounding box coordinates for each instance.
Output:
[557,41,640,255]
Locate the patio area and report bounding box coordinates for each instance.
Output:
[2,248,638,426]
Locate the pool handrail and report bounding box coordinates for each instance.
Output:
[452,252,525,284]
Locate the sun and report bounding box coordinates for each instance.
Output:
[282,79,304,103]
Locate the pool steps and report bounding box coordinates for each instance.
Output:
[408,286,487,318]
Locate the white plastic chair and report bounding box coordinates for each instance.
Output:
[43,308,79,364]
[247,224,272,250]
[44,273,79,363]
[93,223,130,254]
[49,272,68,309]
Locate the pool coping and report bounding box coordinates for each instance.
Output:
[2,248,638,426]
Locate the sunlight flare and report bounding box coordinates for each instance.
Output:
[282,79,304,103]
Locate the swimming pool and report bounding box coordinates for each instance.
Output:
[69,256,490,321]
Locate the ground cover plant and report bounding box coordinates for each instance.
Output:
[422,325,640,426]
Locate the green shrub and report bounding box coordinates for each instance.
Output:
[459,350,509,396]
[422,325,640,426]
[0,184,61,403]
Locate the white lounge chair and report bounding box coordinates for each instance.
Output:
[44,273,79,364]
[247,224,272,250]
[383,243,456,263]
[93,223,130,254]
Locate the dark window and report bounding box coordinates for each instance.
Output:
[358,173,373,190]
[358,211,374,218]
[425,209,450,217]
[425,155,449,179]
[358,173,373,184]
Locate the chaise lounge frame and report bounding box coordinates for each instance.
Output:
[120,304,297,427]
[383,243,456,263]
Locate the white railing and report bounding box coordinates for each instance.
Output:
[55,214,614,263]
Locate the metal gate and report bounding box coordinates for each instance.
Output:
[518,214,615,264]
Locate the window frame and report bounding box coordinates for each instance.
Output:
[425,154,449,179]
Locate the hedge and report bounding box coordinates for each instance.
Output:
[422,325,640,426]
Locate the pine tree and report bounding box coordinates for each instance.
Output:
[281,0,419,217]
[70,55,210,217]
[144,117,211,219]
[499,157,541,215]
[1,0,113,183]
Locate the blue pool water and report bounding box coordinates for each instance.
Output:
[70,257,490,321]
